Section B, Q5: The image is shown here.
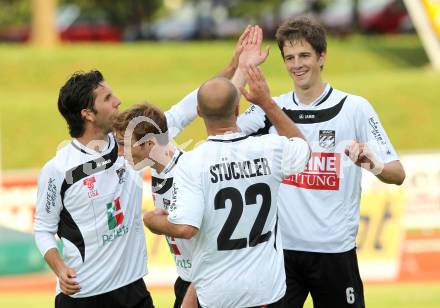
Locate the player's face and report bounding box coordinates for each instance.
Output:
[282,39,326,91]
[92,82,121,134]
[116,133,154,170]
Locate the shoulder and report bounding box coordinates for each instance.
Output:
[332,88,372,112]
[273,91,294,107]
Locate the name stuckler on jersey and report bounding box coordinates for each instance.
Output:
[283,152,341,190]
[209,157,272,183]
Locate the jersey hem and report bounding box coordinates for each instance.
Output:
[56,270,148,298]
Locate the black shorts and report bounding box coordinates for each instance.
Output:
[174,276,190,308]
[282,248,365,308]
[55,278,154,308]
[173,276,202,308]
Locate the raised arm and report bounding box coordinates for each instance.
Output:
[240,65,306,141]
[165,26,254,138]
[231,25,270,89]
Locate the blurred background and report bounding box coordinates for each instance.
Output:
[0,0,439,307]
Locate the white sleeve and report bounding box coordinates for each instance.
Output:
[237,104,270,135]
[279,137,310,178]
[165,89,198,139]
[168,155,204,228]
[355,98,399,163]
[34,163,63,257]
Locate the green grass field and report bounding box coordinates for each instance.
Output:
[1,283,440,308]
[0,35,439,170]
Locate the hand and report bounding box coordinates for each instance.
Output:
[240,65,272,107]
[58,266,80,295]
[238,25,270,70]
[345,140,384,175]
[229,25,252,69]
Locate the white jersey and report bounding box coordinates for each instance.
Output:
[151,149,194,282]
[34,89,198,297]
[34,135,147,297]
[168,132,310,308]
[237,84,399,253]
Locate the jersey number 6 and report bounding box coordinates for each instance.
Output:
[214,183,272,251]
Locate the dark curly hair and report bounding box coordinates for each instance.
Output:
[58,70,104,137]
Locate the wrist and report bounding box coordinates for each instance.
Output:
[257,97,275,109]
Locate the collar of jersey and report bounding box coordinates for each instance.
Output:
[293,83,331,108]
[71,134,113,156]
[207,131,247,142]
[161,148,184,175]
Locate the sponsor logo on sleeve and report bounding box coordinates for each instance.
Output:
[368,117,387,146]
[45,178,57,214]
[283,152,341,190]
[245,104,257,115]
[319,130,336,149]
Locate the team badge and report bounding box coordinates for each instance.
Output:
[116,167,126,184]
[319,130,336,149]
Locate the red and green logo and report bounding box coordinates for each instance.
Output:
[167,237,181,256]
[106,197,124,230]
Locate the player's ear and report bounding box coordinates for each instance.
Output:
[234,104,239,116]
[318,50,327,69]
[81,108,94,122]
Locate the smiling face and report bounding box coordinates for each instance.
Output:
[282,38,326,92]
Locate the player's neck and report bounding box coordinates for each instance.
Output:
[76,128,109,152]
[206,125,241,137]
[294,81,326,105]
[152,143,176,174]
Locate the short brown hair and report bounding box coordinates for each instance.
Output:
[276,16,327,58]
[112,103,168,144]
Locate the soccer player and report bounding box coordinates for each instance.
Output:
[236,17,406,307]
[142,71,310,308]
[112,102,199,308]
[33,69,202,307]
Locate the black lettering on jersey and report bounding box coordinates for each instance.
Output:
[45,178,57,214]
[209,158,271,183]
[210,165,219,183]
[261,158,271,175]
[215,183,272,251]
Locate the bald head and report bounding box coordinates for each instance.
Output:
[197,77,240,121]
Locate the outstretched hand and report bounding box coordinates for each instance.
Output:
[240,65,272,107]
[238,25,270,70]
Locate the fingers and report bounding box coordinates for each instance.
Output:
[239,86,250,101]
[255,25,262,46]
[346,140,361,164]
[261,46,270,62]
[251,25,258,44]
[60,268,80,295]
[238,25,251,46]
[244,26,254,46]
